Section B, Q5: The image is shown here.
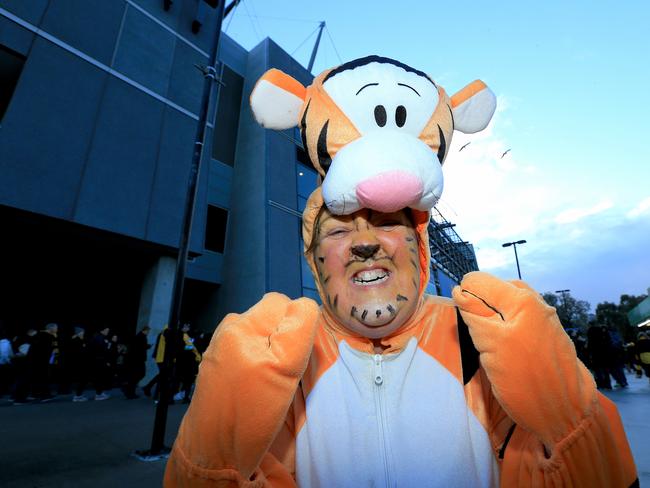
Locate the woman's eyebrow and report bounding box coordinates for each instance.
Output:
[397,83,420,96]
[356,83,379,95]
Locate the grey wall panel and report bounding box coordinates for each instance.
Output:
[0,38,106,219]
[177,0,217,54]
[187,251,222,284]
[74,77,164,238]
[167,37,205,115]
[267,130,298,208]
[0,0,49,26]
[40,0,125,66]
[145,107,194,247]
[268,206,302,299]
[112,5,175,96]
[214,40,269,319]
[189,148,209,252]
[130,0,182,32]
[207,160,232,208]
[219,34,247,77]
[0,15,36,55]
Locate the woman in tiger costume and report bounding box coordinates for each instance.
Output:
[164,56,637,487]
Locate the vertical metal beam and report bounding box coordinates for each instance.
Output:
[307,21,325,73]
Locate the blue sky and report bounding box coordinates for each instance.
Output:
[223,0,650,308]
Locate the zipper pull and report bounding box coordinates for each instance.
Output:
[374,354,383,385]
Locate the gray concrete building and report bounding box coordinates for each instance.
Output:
[0,0,478,358]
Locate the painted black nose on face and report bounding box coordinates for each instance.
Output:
[350,244,380,260]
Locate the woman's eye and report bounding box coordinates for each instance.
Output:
[377,221,400,228]
[327,228,350,237]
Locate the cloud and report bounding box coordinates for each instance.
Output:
[627,196,650,218]
[554,200,613,224]
[438,96,650,306]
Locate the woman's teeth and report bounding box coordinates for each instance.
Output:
[353,269,389,285]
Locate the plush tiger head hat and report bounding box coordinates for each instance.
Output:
[250,55,496,215]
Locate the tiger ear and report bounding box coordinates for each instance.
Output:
[450,80,496,134]
[250,69,307,130]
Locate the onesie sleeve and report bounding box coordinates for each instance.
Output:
[164,293,318,487]
[499,392,637,487]
[453,272,638,487]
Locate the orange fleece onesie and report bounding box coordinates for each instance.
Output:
[165,188,637,487]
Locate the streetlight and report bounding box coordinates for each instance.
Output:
[502,239,527,279]
[556,289,571,326]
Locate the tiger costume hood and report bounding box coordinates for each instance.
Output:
[250,55,496,216]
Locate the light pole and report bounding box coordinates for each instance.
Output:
[134,0,230,461]
[556,289,571,327]
[502,239,526,279]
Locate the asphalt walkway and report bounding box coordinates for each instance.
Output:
[0,375,648,487]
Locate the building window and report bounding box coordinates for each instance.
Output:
[204,205,228,253]
[0,45,26,121]
[212,64,243,166]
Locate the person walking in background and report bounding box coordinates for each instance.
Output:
[123,326,151,399]
[636,332,650,383]
[607,326,629,388]
[90,327,112,401]
[11,329,36,405]
[0,322,14,395]
[173,324,201,403]
[28,323,58,402]
[587,324,613,389]
[68,327,89,402]
[0,323,14,398]
[143,326,171,401]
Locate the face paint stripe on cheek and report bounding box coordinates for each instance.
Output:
[396,294,408,302]
[387,304,395,315]
[333,295,338,309]
[361,310,368,320]
[351,306,357,317]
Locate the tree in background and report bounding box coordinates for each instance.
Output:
[542,291,590,330]
[595,294,647,342]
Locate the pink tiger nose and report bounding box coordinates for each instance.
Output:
[355,171,424,213]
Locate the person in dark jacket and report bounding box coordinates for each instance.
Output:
[90,327,112,401]
[68,327,89,402]
[587,324,613,389]
[11,329,37,404]
[28,323,58,402]
[123,326,151,399]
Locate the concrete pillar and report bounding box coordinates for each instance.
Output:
[137,255,176,385]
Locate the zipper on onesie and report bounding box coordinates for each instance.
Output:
[373,354,391,487]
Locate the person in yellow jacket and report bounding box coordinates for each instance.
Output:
[174,324,202,403]
[165,56,637,487]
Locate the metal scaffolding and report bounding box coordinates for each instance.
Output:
[428,207,479,285]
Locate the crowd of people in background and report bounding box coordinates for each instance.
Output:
[0,321,210,405]
[568,324,650,389]
[1,319,649,406]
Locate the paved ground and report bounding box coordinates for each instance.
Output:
[602,374,650,486]
[0,375,648,487]
[0,390,187,488]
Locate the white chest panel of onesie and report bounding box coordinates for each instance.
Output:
[322,61,439,136]
[295,338,499,488]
